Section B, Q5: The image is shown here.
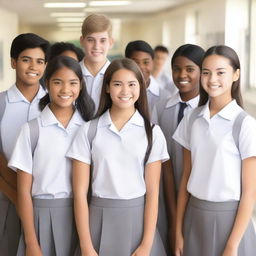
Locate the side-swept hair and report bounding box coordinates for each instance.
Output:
[96,58,153,164]
[40,56,95,121]
[81,13,112,37]
[199,45,243,107]
[10,33,50,62]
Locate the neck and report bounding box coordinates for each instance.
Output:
[49,104,74,128]
[84,59,107,77]
[16,82,40,103]
[152,67,161,78]
[109,106,136,131]
[180,87,199,102]
[209,96,232,117]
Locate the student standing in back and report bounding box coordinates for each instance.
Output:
[67,58,169,256]
[9,56,94,256]
[125,40,162,114]
[0,33,49,256]
[173,45,256,256]
[151,44,205,255]
[80,13,114,113]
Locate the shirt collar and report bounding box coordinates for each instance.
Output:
[165,92,199,108]
[147,76,160,96]
[41,105,84,127]
[80,59,110,77]
[99,109,144,128]
[7,84,46,103]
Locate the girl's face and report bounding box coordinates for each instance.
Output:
[107,68,140,111]
[47,66,81,110]
[172,56,200,99]
[201,54,239,101]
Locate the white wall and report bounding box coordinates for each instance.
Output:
[0,7,18,91]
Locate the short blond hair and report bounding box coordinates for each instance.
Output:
[81,14,112,37]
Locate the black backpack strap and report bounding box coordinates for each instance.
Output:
[28,118,39,156]
[232,110,248,152]
[0,91,7,153]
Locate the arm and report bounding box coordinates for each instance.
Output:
[222,156,256,256]
[162,159,177,254]
[175,148,191,256]
[17,170,42,256]
[132,160,162,256]
[72,159,98,256]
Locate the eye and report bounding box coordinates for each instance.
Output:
[37,60,45,65]
[202,71,209,75]
[217,71,225,75]
[187,68,195,73]
[21,58,30,63]
[70,81,79,86]
[129,83,137,87]
[112,82,121,86]
[100,38,107,43]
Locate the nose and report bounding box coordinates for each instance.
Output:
[179,69,187,78]
[29,60,37,70]
[209,73,217,83]
[121,84,130,94]
[60,83,70,93]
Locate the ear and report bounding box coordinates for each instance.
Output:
[11,58,17,69]
[80,35,84,47]
[233,68,240,82]
[109,37,114,50]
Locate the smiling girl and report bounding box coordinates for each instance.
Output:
[8,56,94,256]
[173,45,256,256]
[67,58,169,256]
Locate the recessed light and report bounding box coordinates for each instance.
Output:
[44,2,86,8]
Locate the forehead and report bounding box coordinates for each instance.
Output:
[130,51,153,62]
[111,68,138,80]
[172,56,197,67]
[85,31,110,39]
[18,47,45,59]
[51,66,79,79]
[202,54,231,68]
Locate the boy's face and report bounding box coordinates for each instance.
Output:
[129,51,153,85]
[11,47,46,88]
[80,31,113,64]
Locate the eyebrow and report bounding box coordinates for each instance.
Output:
[202,67,227,70]
[20,56,45,61]
[52,78,79,81]
[112,80,137,83]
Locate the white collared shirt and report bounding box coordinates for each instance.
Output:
[173,100,256,201]
[151,92,199,191]
[67,110,169,199]
[147,75,161,114]
[0,84,46,160]
[8,105,85,199]
[80,59,110,113]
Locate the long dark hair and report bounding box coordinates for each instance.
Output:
[39,56,95,121]
[96,58,153,164]
[199,45,243,107]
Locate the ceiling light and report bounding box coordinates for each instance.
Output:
[44,2,86,8]
[50,12,85,17]
[56,17,84,22]
[89,1,131,7]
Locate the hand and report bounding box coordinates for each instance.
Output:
[131,244,151,256]
[25,243,42,256]
[175,233,184,256]
[81,248,98,256]
[222,243,238,256]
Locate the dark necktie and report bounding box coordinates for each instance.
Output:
[177,102,187,124]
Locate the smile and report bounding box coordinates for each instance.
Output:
[59,95,72,99]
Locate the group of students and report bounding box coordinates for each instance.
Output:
[0,12,256,256]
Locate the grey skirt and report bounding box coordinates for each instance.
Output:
[183,196,256,256]
[76,196,167,256]
[17,198,78,256]
[0,193,20,256]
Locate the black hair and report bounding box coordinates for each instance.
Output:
[125,40,154,59]
[198,45,243,107]
[49,42,84,62]
[10,33,50,62]
[154,45,169,54]
[171,44,205,68]
[39,56,95,121]
[96,58,153,164]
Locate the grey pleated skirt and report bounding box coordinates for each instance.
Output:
[0,193,20,256]
[76,196,167,256]
[17,198,78,256]
[183,196,256,256]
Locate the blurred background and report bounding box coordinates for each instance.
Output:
[0,0,256,116]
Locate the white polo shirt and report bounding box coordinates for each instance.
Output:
[8,105,85,199]
[173,100,256,202]
[0,84,45,160]
[151,92,199,191]
[80,59,110,113]
[67,109,169,200]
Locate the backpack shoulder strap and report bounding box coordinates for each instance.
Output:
[28,118,39,156]
[232,110,248,151]
[87,118,99,150]
[0,91,7,153]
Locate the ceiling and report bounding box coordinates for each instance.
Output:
[0,0,196,28]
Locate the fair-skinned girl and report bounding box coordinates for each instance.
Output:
[173,45,256,256]
[67,58,168,256]
[8,56,94,256]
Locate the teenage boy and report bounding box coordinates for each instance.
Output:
[0,33,49,256]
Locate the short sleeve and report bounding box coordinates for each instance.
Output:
[172,110,191,150]
[146,125,169,164]
[66,122,91,164]
[8,123,33,173]
[239,115,256,160]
